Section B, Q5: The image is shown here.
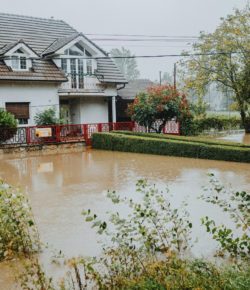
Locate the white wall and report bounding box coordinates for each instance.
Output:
[79,97,109,124]
[0,82,59,126]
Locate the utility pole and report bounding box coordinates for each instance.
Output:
[173,63,177,89]
[159,71,162,85]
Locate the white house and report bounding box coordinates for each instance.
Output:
[0,13,127,126]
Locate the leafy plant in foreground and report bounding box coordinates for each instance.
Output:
[201,174,250,261]
[80,179,193,288]
[0,181,40,261]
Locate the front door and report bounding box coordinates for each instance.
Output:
[60,104,70,124]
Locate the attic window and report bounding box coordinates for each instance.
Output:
[15,49,25,54]
[85,50,91,57]
[11,56,27,70]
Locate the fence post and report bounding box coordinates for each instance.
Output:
[83,124,88,144]
[177,122,181,135]
[26,127,31,145]
[98,123,102,132]
[55,125,61,142]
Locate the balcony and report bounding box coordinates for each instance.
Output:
[58,74,104,95]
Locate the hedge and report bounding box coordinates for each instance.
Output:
[112,131,250,148]
[92,132,250,163]
[193,116,242,134]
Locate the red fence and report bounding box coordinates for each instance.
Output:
[1,121,180,146]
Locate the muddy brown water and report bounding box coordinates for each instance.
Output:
[0,136,250,289]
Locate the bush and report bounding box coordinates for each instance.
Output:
[112,130,250,148]
[201,174,250,260]
[34,107,61,125]
[92,132,250,163]
[0,109,17,142]
[0,181,40,261]
[194,116,242,133]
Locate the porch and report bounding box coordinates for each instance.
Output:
[59,95,117,124]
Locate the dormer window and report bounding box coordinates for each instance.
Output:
[11,55,27,70]
[2,41,38,71]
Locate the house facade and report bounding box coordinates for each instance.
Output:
[0,13,127,126]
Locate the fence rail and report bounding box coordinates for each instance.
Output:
[0,121,180,146]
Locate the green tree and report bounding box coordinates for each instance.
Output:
[0,109,17,142]
[181,6,250,132]
[110,47,140,81]
[128,85,192,134]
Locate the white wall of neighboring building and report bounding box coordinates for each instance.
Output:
[104,86,117,97]
[0,82,59,126]
[79,97,109,124]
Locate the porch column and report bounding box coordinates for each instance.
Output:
[112,96,117,122]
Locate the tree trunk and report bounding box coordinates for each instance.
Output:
[158,120,167,134]
[240,108,250,133]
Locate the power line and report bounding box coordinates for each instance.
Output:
[85,33,199,39]
[95,50,249,59]
[101,45,192,48]
[90,38,197,42]
[47,50,249,61]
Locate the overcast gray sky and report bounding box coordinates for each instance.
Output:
[0,0,248,80]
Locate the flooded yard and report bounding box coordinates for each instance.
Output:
[0,148,249,288]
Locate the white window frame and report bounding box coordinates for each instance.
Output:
[11,53,28,71]
[60,44,95,89]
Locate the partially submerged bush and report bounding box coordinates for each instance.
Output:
[34,107,62,125]
[0,181,40,260]
[0,109,17,142]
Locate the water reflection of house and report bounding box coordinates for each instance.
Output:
[0,13,127,126]
[117,79,154,121]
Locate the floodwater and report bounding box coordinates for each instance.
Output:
[0,143,249,289]
[218,132,250,144]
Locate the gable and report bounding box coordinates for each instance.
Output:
[3,41,39,58]
[42,33,107,57]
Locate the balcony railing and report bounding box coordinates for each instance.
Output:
[59,74,102,92]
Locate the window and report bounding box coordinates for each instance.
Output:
[64,44,84,56]
[11,56,27,70]
[5,102,29,124]
[11,56,19,70]
[86,59,92,75]
[70,59,77,89]
[61,44,95,88]
[20,57,27,69]
[78,59,84,89]
[61,58,68,73]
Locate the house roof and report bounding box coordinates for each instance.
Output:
[118,79,154,99]
[0,39,39,57]
[0,41,19,56]
[0,13,77,55]
[96,58,128,84]
[42,33,80,56]
[0,12,126,84]
[0,59,67,82]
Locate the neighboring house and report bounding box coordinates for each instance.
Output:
[117,79,154,121]
[0,13,127,125]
